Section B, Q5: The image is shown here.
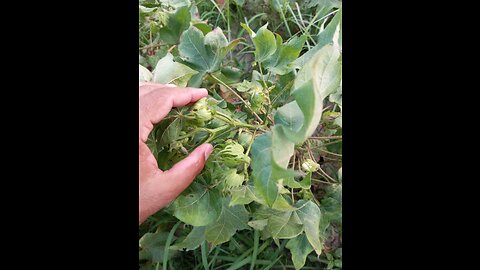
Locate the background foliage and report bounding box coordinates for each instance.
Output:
[139,0,342,269]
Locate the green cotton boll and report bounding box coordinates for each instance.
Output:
[219,140,251,167]
[249,86,267,112]
[191,97,210,112]
[237,131,253,148]
[302,158,320,173]
[169,141,183,152]
[194,108,212,122]
[187,97,213,126]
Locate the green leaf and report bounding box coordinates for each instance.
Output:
[267,210,304,239]
[248,219,268,230]
[300,172,312,189]
[233,0,245,7]
[240,23,254,37]
[205,198,250,245]
[230,184,258,206]
[295,200,323,255]
[170,226,206,251]
[193,22,212,35]
[251,127,295,206]
[318,8,342,45]
[329,84,342,107]
[253,24,277,63]
[277,44,341,144]
[158,6,191,45]
[223,169,245,189]
[271,0,287,13]
[157,117,184,149]
[253,207,304,239]
[178,26,230,74]
[186,71,206,87]
[172,183,222,226]
[286,234,314,270]
[333,115,342,127]
[139,64,152,82]
[264,35,307,75]
[153,53,198,86]
[272,194,296,211]
[295,8,341,68]
[159,0,191,9]
[139,232,173,263]
[274,101,303,133]
[234,80,256,93]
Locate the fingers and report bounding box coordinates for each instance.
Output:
[139,84,208,142]
[139,141,162,177]
[139,82,176,96]
[160,144,214,201]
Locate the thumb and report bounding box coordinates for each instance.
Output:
[163,143,214,198]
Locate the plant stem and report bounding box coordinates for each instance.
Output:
[226,0,232,59]
[176,127,212,140]
[201,241,209,270]
[317,165,337,183]
[214,111,266,130]
[163,221,181,270]
[309,136,342,140]
[250,230,259,270]
[311,178,333,185]
[319,148,342,157]
[209,73,264,124]
[258,62,268,88]
[280,9,292,37]
[139,42,166,51]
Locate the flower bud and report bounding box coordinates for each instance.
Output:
[302,158,320,173]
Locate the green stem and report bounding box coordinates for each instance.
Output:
[258,62,268,89]
[280,9,292,37]
[249,230,260,270]
[209,73,264,124]
[163,221,181,270]
[201,241,209,270]
[176,127,212,141]
[226,0,232,59]
[214,112,236,126]
[204,125,232,144]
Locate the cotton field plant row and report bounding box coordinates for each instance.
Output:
[139,1,342,269]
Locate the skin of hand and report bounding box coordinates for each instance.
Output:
[139,82,213,225]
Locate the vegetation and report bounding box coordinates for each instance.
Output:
[139,0,342,269]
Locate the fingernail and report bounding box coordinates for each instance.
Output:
[199,88,208,94]
[204,144,213,160]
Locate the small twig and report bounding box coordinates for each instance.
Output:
[322,105,332,112]
[139,42,166,51]
[319,139,343,147]
[209,73,264,124]
[167,44,176,53]
[317,165,337,183]
[311,178,333,185]
[318,149,342,157]
[323,156,342,162]
[310,136,342,140]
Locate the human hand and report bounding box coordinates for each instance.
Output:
[139,82,213,224]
